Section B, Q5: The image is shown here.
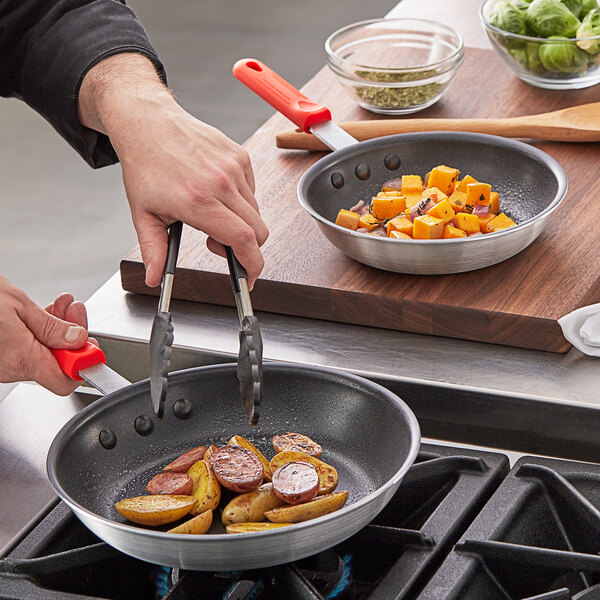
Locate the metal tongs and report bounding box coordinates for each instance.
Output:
[226,246,263,426]
[149,221,182,420]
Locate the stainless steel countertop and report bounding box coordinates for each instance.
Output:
[87,274,600,410]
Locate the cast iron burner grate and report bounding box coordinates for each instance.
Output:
[417,456,600,600]
[0,444,508,600]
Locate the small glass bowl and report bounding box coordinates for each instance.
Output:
[325,18,464,115]
[480,0,600,90]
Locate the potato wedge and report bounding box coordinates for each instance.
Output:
[226,522,293,534]
[228,435,272,481]
[115,495,197,526]
[187,459,221,514]
[269,451,338,495]
[168,509,213,534]
[272,432,322,457]
[265,490,349,524]
[221,483,286,525]
[203,445,219,461]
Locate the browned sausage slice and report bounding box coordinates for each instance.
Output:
[163,446,207,473]
[209,446,264,493]
[146,472,193,495]
[272,433,322,457]
[271,461,319,505]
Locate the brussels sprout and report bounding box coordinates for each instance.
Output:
[526,41,547,70]
[490,0,528,34]
[576,8,600,52]
[509,42,547,71]
[561,0,583,17]
[526,0,581,37]
[539,35,589,71]
[580,0,599,18]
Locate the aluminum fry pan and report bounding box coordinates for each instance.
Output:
[233,59,568,275]
[47,347,420,571]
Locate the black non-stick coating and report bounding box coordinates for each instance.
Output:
[48,363,418,535]
[299,132,564,227]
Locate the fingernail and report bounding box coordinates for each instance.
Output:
[65,326,82,343]
[145,264,153,286]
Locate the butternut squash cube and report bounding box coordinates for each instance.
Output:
[389,230,412,240]
[489,191,500,215]
[456,174,478,193]
[387,216,413,237]
[486,213,516,233]
[371,193,406,220]
[335,209,360,231]
[358,213,380,231]
[426,199,456,224]
[401,175,423,195]
[413,215,444,239]
[478,213,497,234]
[404,191,424,209]
[422,187,448,203]
[455,212,480,234]
[448,190,467,213]
[442,224,467,239]
[466,183,492,212]
[427,165,460,195]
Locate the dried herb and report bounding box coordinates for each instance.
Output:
[354,69,442,109]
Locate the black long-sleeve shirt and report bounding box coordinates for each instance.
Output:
[0,0,165,167]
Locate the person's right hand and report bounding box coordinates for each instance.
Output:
[0,276,90,395]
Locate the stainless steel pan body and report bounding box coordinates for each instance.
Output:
[297,131,567,274]
[47,362,420,571]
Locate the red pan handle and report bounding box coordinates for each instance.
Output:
[233,58,332,133]
[52,342,106,381]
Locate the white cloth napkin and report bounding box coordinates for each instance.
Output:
[558,304,600,357]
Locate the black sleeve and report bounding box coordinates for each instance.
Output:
[0,0,166,168]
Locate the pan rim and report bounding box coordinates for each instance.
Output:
[297,130,568,244]
[47,361,420,542]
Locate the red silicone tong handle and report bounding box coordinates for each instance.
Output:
[51,342,106,381]
[233,58,332,133]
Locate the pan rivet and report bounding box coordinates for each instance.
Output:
[331,172,344,189]
[384,154,401,170]
[134,415,154,436]
[173,398,193,420]
[355,164,370,180]
[99,429,117,449]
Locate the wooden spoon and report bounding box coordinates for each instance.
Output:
[275,102,600,150]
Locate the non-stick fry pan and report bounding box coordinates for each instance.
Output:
[233,59,567,275]
[46,343,420,571]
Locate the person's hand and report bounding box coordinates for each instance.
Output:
[78,54,269,289]
[0,276,90,395]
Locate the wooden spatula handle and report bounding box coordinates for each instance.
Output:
[275,116,593,149]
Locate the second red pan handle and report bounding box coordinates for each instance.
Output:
[52,342,106,381]
[233,58,332,133]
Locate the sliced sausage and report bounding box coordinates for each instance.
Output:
[382,177,402,191]
[272,462,319,505]
[208,446,264,493]
[272,433,322,458]
[163,446,207,473]
[146,472,193,495]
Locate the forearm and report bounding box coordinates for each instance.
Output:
[77,53,174,139]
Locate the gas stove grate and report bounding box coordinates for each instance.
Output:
[417,457,600,600]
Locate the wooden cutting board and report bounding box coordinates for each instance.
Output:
[121,48,600,353]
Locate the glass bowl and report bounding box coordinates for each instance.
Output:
[325,18,464,115]
[480,0,600,90]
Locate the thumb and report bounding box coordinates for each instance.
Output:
[133,214,168,288]
[25,303,88,349]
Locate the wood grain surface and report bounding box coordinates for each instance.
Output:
[121,47,600,352]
